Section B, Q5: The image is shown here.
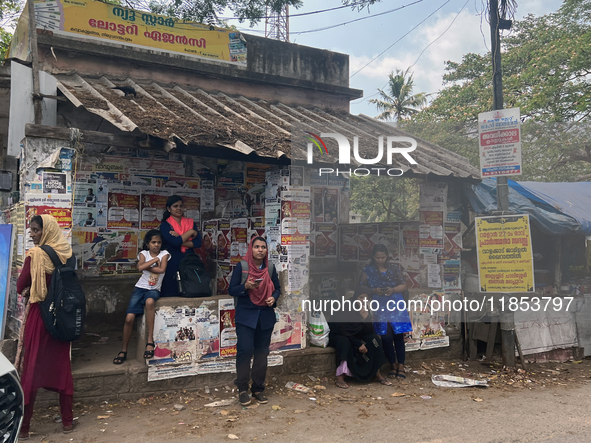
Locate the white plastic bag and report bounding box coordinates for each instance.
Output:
[309,310,329,348]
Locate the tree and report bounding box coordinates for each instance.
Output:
[0,0,22,60]
[350,175,419,222]
[369,68,427,121]
[404,0,591,181]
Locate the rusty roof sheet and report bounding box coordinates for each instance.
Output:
[55,74,480,180]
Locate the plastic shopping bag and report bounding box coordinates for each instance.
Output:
[309,310,330,348]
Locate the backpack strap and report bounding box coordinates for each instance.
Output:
[40,245,64,269]
[239,260,274,286]
[239,260,249,285]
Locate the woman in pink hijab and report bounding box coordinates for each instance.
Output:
[229,236,280,407]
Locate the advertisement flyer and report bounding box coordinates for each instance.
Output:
[313,187,339,223]
[357,223,378,262]
[72,229,139,273]
[313,223,337,258]
[478,107,522,177]
[476,214,535,292]
[140,188,170,229]
[230,218,248,265]
[377,223,400,263]
[107,186,140,228]
[42,172,67,194]
[443,223,462,260]
[202,220,218,261]
[176,189,201,225]
[219,299,237,358]
[152,306,199,366]
[217,261,233,295]
[269,312,305,352]
[339,225,358,261]
[217,219,231,261]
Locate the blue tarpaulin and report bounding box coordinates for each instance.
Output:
[463,178,586,235]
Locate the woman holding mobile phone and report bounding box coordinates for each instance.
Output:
[359,244,412,379]
[229,237,280,406]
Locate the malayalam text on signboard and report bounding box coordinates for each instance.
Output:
[476,215,535,293]
[478,107,522,178]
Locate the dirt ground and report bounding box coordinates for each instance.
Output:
[24,358,591,443]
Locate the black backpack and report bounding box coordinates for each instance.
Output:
[178,253,212,297]
[38,246,86,342]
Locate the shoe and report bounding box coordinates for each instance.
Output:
[18,431,30,440]
[63,419,78,434]
[252,392,268,404]
[239,391,251,406]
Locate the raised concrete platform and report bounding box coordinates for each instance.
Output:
[35,325,463,405]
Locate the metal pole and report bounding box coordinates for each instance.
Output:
[490,0,515,367]
[27,0,43,125]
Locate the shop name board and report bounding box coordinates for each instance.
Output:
[11,0,247,64]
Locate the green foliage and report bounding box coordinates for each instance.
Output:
[369,68,427,121]
[350,175,419,222]
[139,0,302,26]
[0,27,11,61]
[407,0,591,182]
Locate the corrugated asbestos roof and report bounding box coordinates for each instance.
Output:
[54,73,480,180]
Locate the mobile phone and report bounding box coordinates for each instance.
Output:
[254,278,263,282]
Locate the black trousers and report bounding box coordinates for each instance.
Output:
[381,323,406,365]
[234,321,274,393]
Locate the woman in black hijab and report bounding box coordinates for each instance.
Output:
[328,288,391,389]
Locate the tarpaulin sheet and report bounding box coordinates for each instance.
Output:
[513,181,591,235]
[463,178,581,235]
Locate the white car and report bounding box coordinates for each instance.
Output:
[0,352,23,443]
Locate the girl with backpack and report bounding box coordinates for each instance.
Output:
[113,230,169,364]
[229,236,280,406]
[159,195,202,297]
[16,215,76,439]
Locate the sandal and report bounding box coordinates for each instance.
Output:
[335,381,349,389]
[388,370,398,378]
[144,343,155,359]
[396,372,407,379]
[113,351,127,365]
[379,379,393,386]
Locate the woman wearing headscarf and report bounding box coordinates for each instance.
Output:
[15,215,76,439]
[328,289,391,389]
[228,237,280,406]
[159,195,202,297]
[360,244,412,379]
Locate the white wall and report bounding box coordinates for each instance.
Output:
[7,61,57,157]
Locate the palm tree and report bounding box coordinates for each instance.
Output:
[369,68,427,121]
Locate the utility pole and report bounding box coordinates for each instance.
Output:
[489,0,515,367]
[27,0,43,124]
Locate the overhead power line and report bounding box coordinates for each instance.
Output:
[291,0,425,35]
[350,0,451,78]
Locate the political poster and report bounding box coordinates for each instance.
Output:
[476,214,535,292]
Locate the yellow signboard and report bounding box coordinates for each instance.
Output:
[476,215,535,293]
[10,0,247,64]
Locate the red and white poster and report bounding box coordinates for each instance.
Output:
[140,188,170,229]
[313,223,337,258]
[107,187,140,229]
[269,312,305,352]
[202,220,218,261]
[357,224,378,262]
[217,261,233,295]
[339,225,358,261]
[230,218,248,265]
[219,299,237,358]
[217,219,231,261]
[443,223,462,260]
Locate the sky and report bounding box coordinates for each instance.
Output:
[231,0,564,118]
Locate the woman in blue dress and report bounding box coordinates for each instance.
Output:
[359,244,412,378]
